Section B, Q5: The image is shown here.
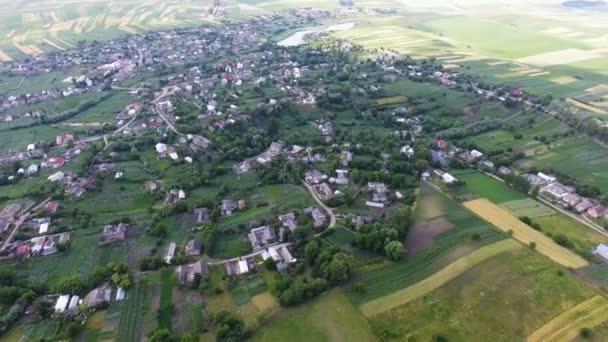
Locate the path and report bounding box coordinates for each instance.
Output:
[537,197,608,238]
[303,181,336,228]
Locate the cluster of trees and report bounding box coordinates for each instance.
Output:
[0,268,50,334]
[354,223,405,261]
[435,118,502,139]
[273,239,354,306]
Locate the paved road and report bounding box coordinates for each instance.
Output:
[303,181,336,228]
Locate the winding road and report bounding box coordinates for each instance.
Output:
[303,181,337,228]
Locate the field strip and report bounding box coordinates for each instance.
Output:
[566,98,607,114]
[527,295,608,342]
[42,38,65,51]
[360,239,520,317]
[0,48,12,62]
[463,199,589,268]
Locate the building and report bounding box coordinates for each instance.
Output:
[165,242,176,263]
[248,226,276,250]
[540,183,569,201]
[561,193,582,207]
[587,205,606,219]
[176,260,209,285]
[575,199,594,213]
[305,170,327,185]
[592,244,608,261]
[470,149,483,159]
[366,201,385,208]
[84,287,112,308]
[400,145,414,158]
[55,295,70,313]
[537,172,556,184]
[185,239,202,256]
[442,173,457,184]
[304,207,327,228]
[279,213,298,232]
[102,223,127,242]
[193,208,209,224]
[224,257,256,276]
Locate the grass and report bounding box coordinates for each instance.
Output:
[532,214,608,254]
[528,296,608,342]
[158,269,174,330]
[369,247,597,341]
[464,198,589,268]
[229,274,267,306]
[251,289,376,342]
[360,239,521,317]
[455,171,525,203]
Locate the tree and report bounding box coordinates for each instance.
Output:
[57,276,88,296]
[321,252,353,285]
[181,332,199,342]
[148,328,175,342]
[385,241,405,261]
[214,310,245,342]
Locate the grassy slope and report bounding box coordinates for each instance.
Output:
[252,289,376,342]
[370,247,598,341]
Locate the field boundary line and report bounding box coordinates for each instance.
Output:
[527,295,608,342]
[359,239,520,317]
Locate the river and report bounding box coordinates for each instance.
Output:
[277,22,355,47]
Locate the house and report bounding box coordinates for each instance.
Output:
[224,257,256,276]
[67,295,80,312]
[48,156,66,169]
[368,182,389,203]
[313,183,334,200]
[176,260,209,285]
[498,166,512,176]
[352,215,372,227]
[165,242,176,263]
[575,199,594,213]
[366,201,385,208]
[482,160,495,169]
[305,170,327,185]
[587,205,606,219]
[330,169,349,185]
[540,182,570,200]
[55,295,70,313]
[470,149,483,159]
[279,213,298,232]
[592,244,608,261]
[400,145,414,158]
[145,181,158,193]
[262,245,297,272]
[185,239,202,256]
[221,199,239,217]
[102,223,127,243]
[430,150,448,168]
[193,208,209,224]
[537,172,556,184]
[56,133,74,145]
[155,143,168,155]
[248,226,276,250]
[442,173,457,184]
[27,164,39,175]
[340,150,353,166]
[44,201,60,215]
[304,207,327,228]
[562,193,582,207]
[84,286,112,308]
[116,287,126,301]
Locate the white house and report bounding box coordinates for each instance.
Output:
[442,173,457,184]
[55,295,70,313]
[593,244,608,261]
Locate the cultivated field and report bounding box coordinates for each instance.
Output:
[369,247,597,341]
[464,198,589,268]
[528,296,608,342]
[360,239,521,317]
[500,198,555,218]
[454,171,525,203]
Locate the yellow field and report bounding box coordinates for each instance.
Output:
[376,95,407,105]
[566,98,607,114]
[463,199,589,268]
[550,76,578,85]
[360,239,521,317]
[527,295,608,342]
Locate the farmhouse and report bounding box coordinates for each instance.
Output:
[185,239,202,256]
[368,182,389,203]
[587,205,606,219]
[561,193,582,207]
[305,170,327,185]
[442,173,457,184]
[575,199,594,213]
[366,201,385,208]
[279,212,298,232]
[176,260,209,285]
[55,295,70,313]
[329,169,349,185]
[101,223,127,243]
[538,172,556,184]
[304,207,328,228]
[84,286,112,308]
[248,225,276,250]
[224,257,256,276]
[262,245,297,272]
[400,145,414,158]
[221,199,245,217]
[313,183,334,200]
[540,182,570,200]
[193,208,210,224]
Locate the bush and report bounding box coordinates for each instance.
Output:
[580,327,593,339]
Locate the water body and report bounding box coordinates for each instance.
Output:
[277,22,355,47]
[562,0,606,8]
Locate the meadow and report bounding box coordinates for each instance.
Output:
[369,247,598,341]
[453,171,525,203]
[252,289,376,342]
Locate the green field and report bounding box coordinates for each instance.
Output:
[532,214,608,254]
[500,198,555,218]
[369,247,597,341]
[348,183,504,305]
[252,289,376,342]
[455,171,526,203]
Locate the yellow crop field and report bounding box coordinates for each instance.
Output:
[550,76,578,84]
[376,95,407,105]
[360,239,521,317]
[566,98,607,114]
[527,295,608,342]
[463,199,589,268]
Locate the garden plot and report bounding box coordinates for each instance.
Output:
[517,48,602,67]
[500,198,555,218]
